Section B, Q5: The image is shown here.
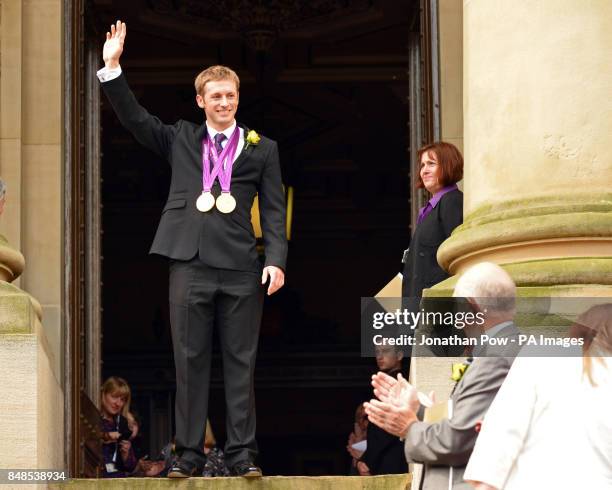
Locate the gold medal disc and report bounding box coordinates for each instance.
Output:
[196,191,215,212]
[215,192,237,214]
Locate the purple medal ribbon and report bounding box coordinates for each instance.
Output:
[201,127,240,192]
[208,129,240,193]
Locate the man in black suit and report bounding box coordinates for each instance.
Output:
[98,21,287,478]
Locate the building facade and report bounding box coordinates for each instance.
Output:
[0,0,610,479]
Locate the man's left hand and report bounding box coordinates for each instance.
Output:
[363,399,418,438]
[262,266,285,295]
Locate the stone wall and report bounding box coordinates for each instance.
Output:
[0,237,64,472]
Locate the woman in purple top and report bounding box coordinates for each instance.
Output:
[401,142,463,301]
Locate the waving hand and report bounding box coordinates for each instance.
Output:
[103,20,127,69]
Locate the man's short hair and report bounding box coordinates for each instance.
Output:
[453,262,516,314]
[416,141,464,189]
[194,65,240,96]
[375,344,404,356]
[0,179,6,200]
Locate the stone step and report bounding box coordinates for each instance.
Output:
[51,474,411,489]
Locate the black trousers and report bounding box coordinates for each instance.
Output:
[168,258,264,467]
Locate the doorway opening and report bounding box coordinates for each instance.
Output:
[68,0,432,476]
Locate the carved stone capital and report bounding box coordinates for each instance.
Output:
[0,235,42,325]
[437,192,612,287]
[0,234,25,282]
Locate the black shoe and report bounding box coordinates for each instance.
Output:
[167,458,200,478]
[231,461,262,478]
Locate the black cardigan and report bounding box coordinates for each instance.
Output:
[401,188,463,299]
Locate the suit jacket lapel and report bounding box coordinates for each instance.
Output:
[232,122,253,172]
[195,122,206,143]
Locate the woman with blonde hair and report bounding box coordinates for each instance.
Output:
[464,304,612,489]
[100,376,137,477]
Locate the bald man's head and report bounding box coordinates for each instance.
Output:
[453,262,516,316]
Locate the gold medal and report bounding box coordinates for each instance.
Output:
[215,192,237,214]
[196,191,215,212]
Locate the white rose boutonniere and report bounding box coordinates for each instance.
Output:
[245,130,261,150]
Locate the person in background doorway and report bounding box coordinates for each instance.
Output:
[347,403,369,475]
[402,142,463,304]
[100,376,137,478]
[358,346,408,476]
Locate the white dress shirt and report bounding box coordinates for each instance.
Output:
[205,122,245,167]
[96,65,122,82]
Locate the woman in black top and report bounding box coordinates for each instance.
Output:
[402,142,464,300]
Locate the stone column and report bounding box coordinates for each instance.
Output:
[436,0,612,294]
[439,0,463,154]
[0,0,63,370]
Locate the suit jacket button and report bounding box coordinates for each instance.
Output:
[418,252,425,257]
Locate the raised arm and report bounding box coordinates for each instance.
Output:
[99,20,180,161]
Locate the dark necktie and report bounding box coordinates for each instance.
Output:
[214,133,226,156]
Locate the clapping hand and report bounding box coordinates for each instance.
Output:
[372,372,420,412]
[103,20,127,69]
[364,372,432,438]
[363,397,417,438]
[373,371,435,411]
